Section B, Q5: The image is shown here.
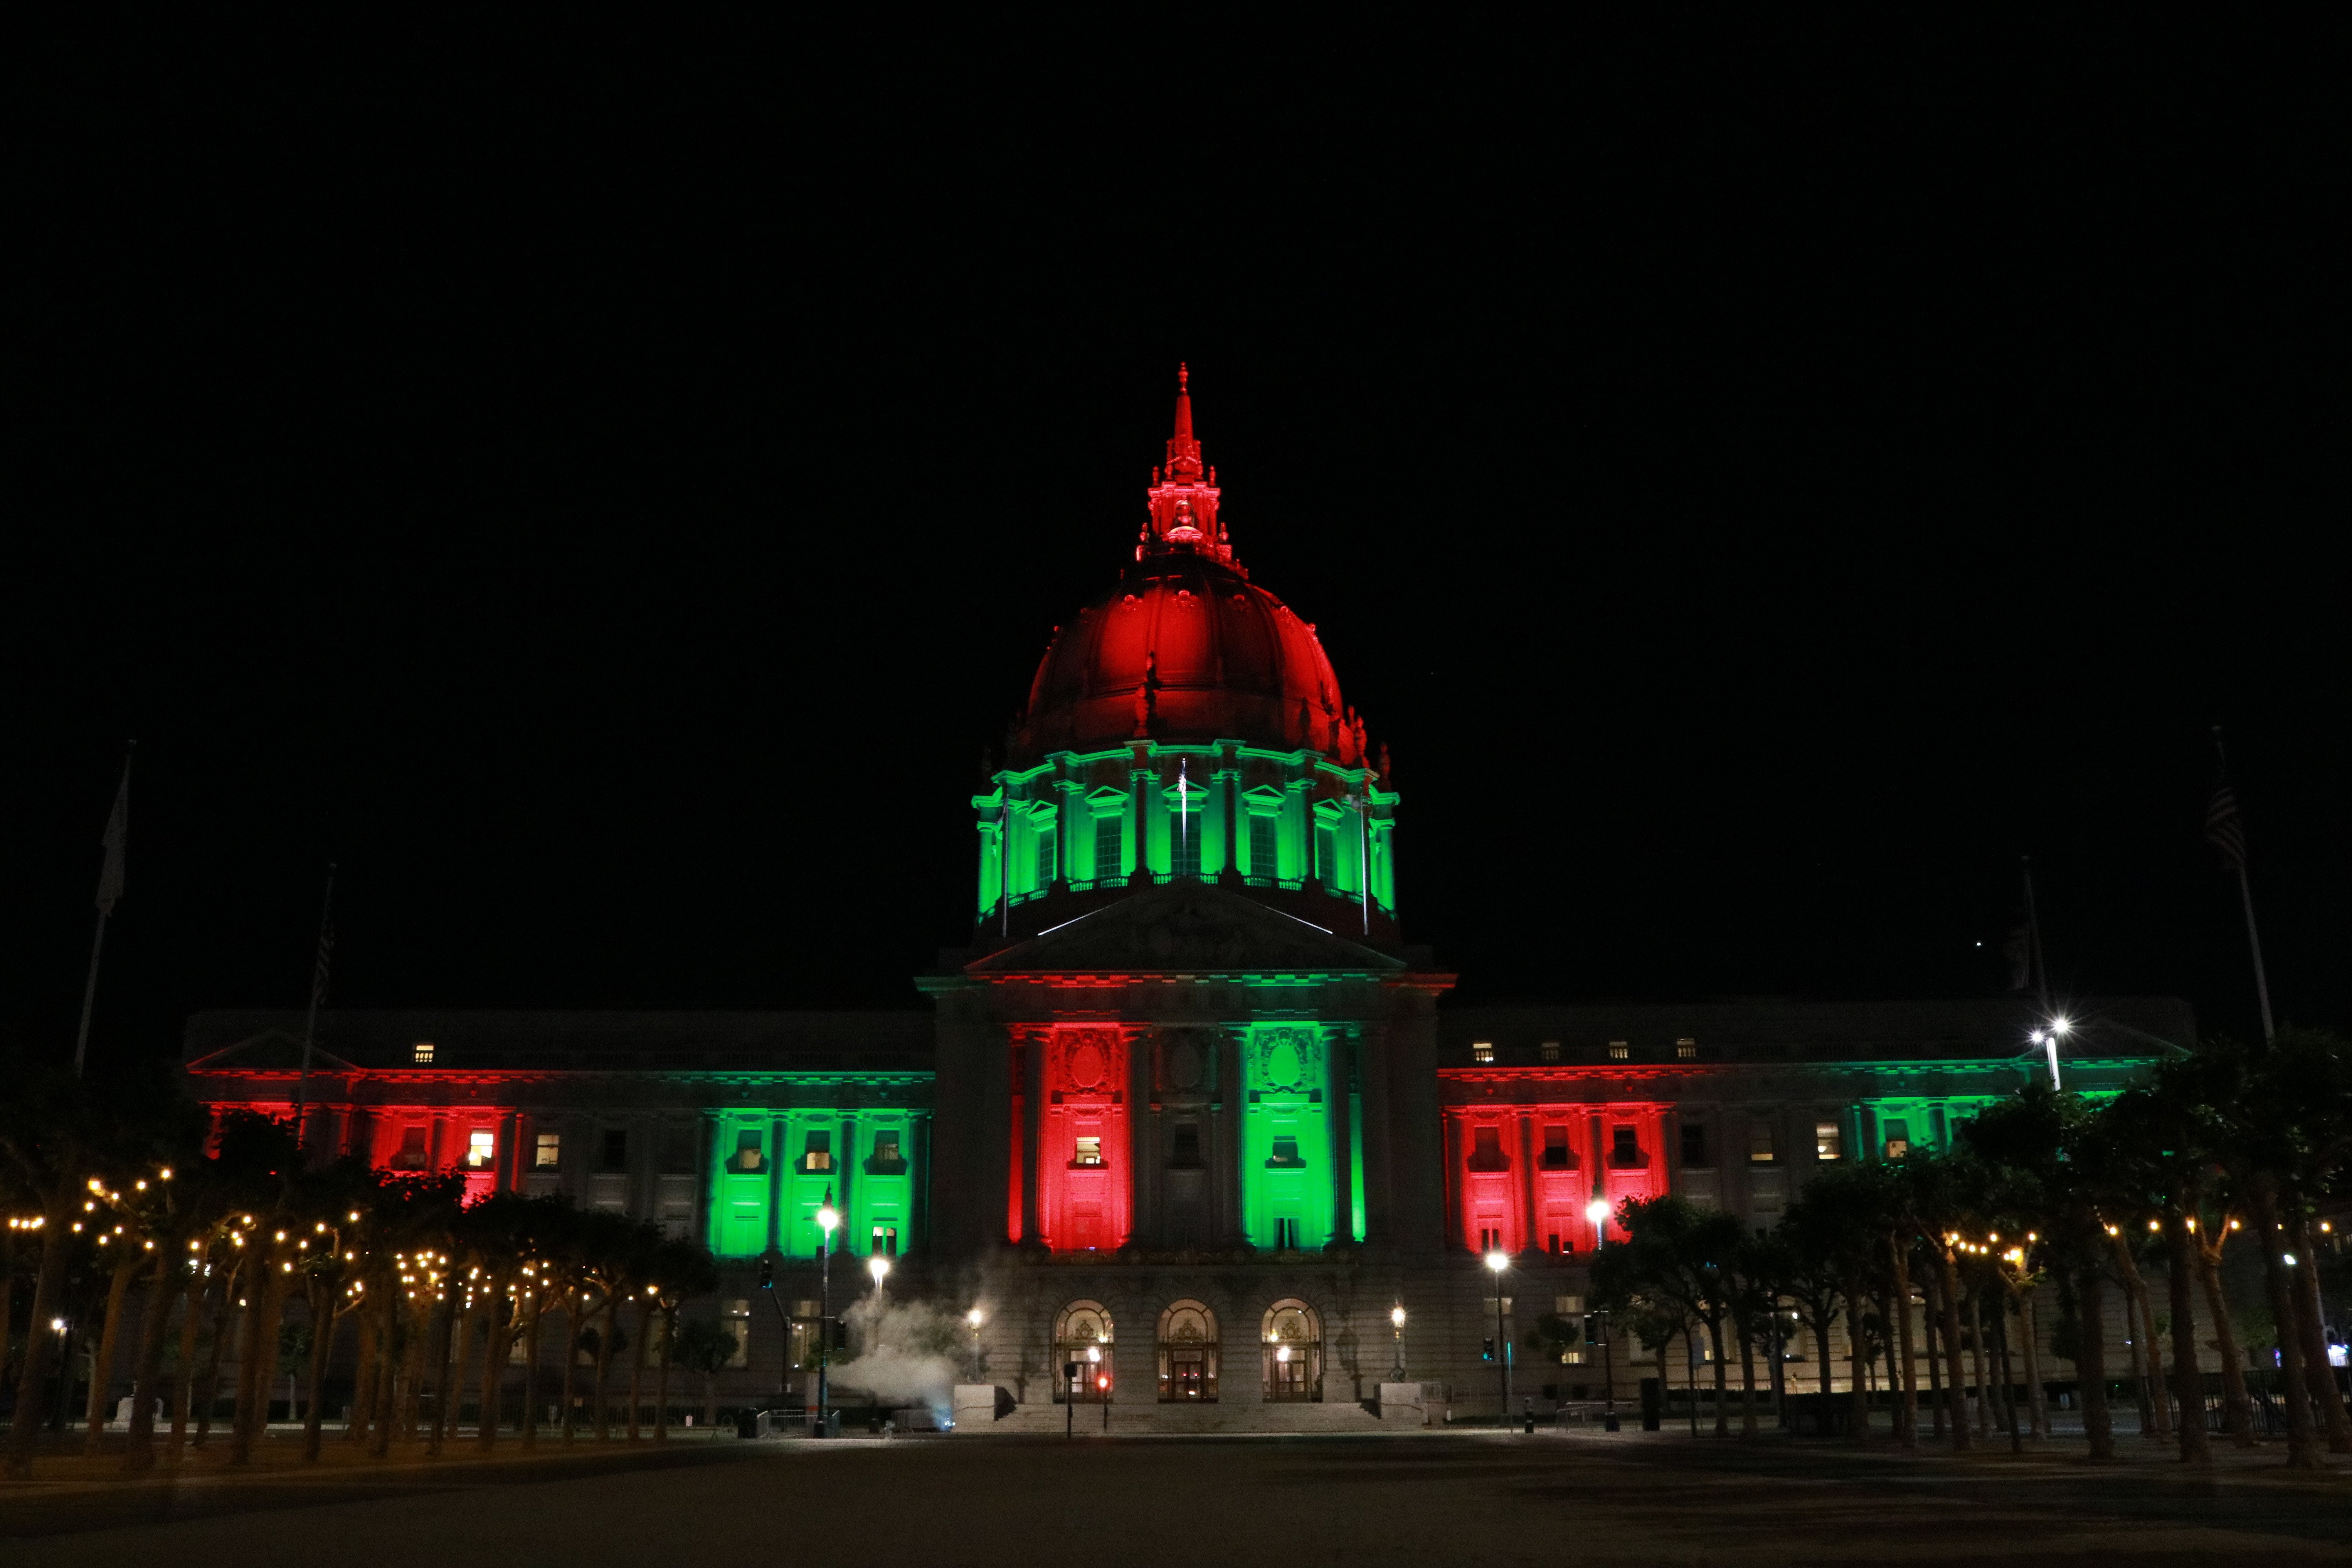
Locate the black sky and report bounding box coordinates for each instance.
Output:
[7,22,2345,1073]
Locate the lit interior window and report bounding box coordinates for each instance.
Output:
[1608,1042,1629,1061]
[1471,1042,1494,1063]
[466,1131,495,1169]
[1815,1120,1843,1160]
[1073,1135,1103,1166]
[1539,1040,1560,1062]
[534,1132,561,1169]
[412,1042,435,1064]
[1676,1038,1697,1060]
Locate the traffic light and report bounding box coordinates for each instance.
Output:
[759,1258,773,1290]
[1481,1337,1495,1362]
[1583,1314,1602,1347]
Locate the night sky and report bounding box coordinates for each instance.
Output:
[9,29,2344,1075]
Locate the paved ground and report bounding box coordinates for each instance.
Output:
[4,1427,2348,1566]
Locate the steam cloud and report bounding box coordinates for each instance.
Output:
[828,1292,965,1420]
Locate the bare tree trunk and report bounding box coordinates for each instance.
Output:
[561,1292,586,1443]
[2111,1235,2167,1437]
[2017,1287,2049,1439]
[702,1370,717,1432]
[120,1254,178,1471]
[1891,1239,1918,1449]
[2079,1263,2115,1460]
[424,1296,459,1457]
[2288,1214,2352,1454]
[83,1250,143,1455]
[347,1308,379,1446]
[1737,1314,1757,1437]
[1967,1290,1989,1437]
[629,1299,653,1441]
[1845,1274,1870,1444]
[2113,1265,2157,1441]
[2193,1231,2254,1446]
[655,1308,675,1442]
[2163,1212,2212,1462]
[0,1202,74,1480]
[2247,1185,2318,1467]
[1922,1289,1945,1439]
[231,1244,289,1465]
[521,1296,546,1451]
[476,1290,509,1452]
[301,1287,335,1461]
[366,1303,399,1459]
[1814,1309,1834,1397]
[169,1265,205,1459]
[593,1298,619,1442]
[194,1254,241,1448]
[1708,1313,1730,1437]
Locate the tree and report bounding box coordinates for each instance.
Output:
[669,1317,738,1431]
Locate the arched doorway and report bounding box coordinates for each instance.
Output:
[1156,1299,1220,1402]
[1053,1301,1113,1403]
[1261,1299,1322,1402]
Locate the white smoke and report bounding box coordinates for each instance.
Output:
[829,1292,962,1421]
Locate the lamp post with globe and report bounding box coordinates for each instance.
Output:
[1486,1250,1512,1425]
[815,1191,838,1435]
[1390,1303,1407,1381]
[967,1307,985,1383]
[1588,1197,1619,1430]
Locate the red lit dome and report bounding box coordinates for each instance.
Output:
[1008,367,1367,766]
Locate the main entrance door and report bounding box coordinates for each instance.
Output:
[1156,1299,1220,1402]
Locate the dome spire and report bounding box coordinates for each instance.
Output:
[1144,363,1233,566]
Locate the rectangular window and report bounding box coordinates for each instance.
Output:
[534,1132,561,1170]
[1170,1123,1202,1167]
[1274,1218,1301,1250]
[1676,1037,1698,1060]
[1469,1125,1508,1170]
[871,1131,904,1171]
[1542,1125,1573,1169]
[1094,813,1123,881]
[1269,1135,1301,1166]
[1610,1126,1641,1166]
[729,1131,765,1174]
[1037,831,1057,887]
[803,1131,832,1171]
[466,1130,496,1169]
[395,1125,429,1169]
[1314,822,1338,884]
[1248,812,1278,878]
[600,1129,629,1172]
[1073,1135,1103,1166]
[1815,1120,1843,1161]
[1608,1041,1630,1060]
[1477,1226,1502,1253]
[723,1301,751,1369]
[1680,1124,1710,1167]
[1883,1118,1910,1159]
[412,1042,435,1064]
[1539,1040,1561,1062]
[661,1125,700,1174]
[1748,1122,1776,1163]
[871,1225,898,1256]
[1471,1041,1494,1063]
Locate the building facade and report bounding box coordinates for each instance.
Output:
[183,371,2191,1420]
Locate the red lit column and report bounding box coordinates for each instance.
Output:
[1517,1111,1539,1256]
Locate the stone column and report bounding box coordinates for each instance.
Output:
[1327,1031,1353,1250]
[1517,1110,1540,1255]
[1357,1021,1394,1247]
[1129,1031,1156,1249]
[1439,1111,1463,1251]
[1215,1029,1245,1248]
[1021,1034,1044,1246]
[767,1114,787,1254]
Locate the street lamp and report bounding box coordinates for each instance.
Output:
[868,1254,891,1292]
[1587,1197,1612,1248]
[1593,1306,1619,1431]
[815,1189,839,1436]
[1485,1250,1512,1427]
[967,1307,985,1383]
[1390,1303,1407,1381]
[2031,1017,2071,1089]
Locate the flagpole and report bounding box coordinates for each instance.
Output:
[2211,728,2275,1042]
[2020,856,2052,1014]
[73,742,134,1078]
[291,864,337,1158]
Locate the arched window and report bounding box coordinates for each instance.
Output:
[1261,1299,1322,1402]
[1053,1301,1113,1404]
[1156,1299,1220,1403]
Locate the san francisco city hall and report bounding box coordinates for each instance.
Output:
[185,371,2186,1427]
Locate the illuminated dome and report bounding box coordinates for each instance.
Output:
[973,367,1396,947]
[1009,366,1368,769]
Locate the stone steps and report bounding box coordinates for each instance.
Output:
[979,1401,1383,1434]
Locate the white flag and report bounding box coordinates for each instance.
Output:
[95,760,129,915]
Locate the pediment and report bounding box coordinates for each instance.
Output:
[185,1029,358,1074]
[968,881,1403,975]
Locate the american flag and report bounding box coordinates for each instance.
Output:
[2205,782,2247,872]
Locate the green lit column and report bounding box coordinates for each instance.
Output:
[1327,1034,1352,1251]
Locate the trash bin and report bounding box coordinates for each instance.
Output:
[735,1409,760,1440]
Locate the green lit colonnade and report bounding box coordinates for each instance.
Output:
[706,1075,931,1261]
